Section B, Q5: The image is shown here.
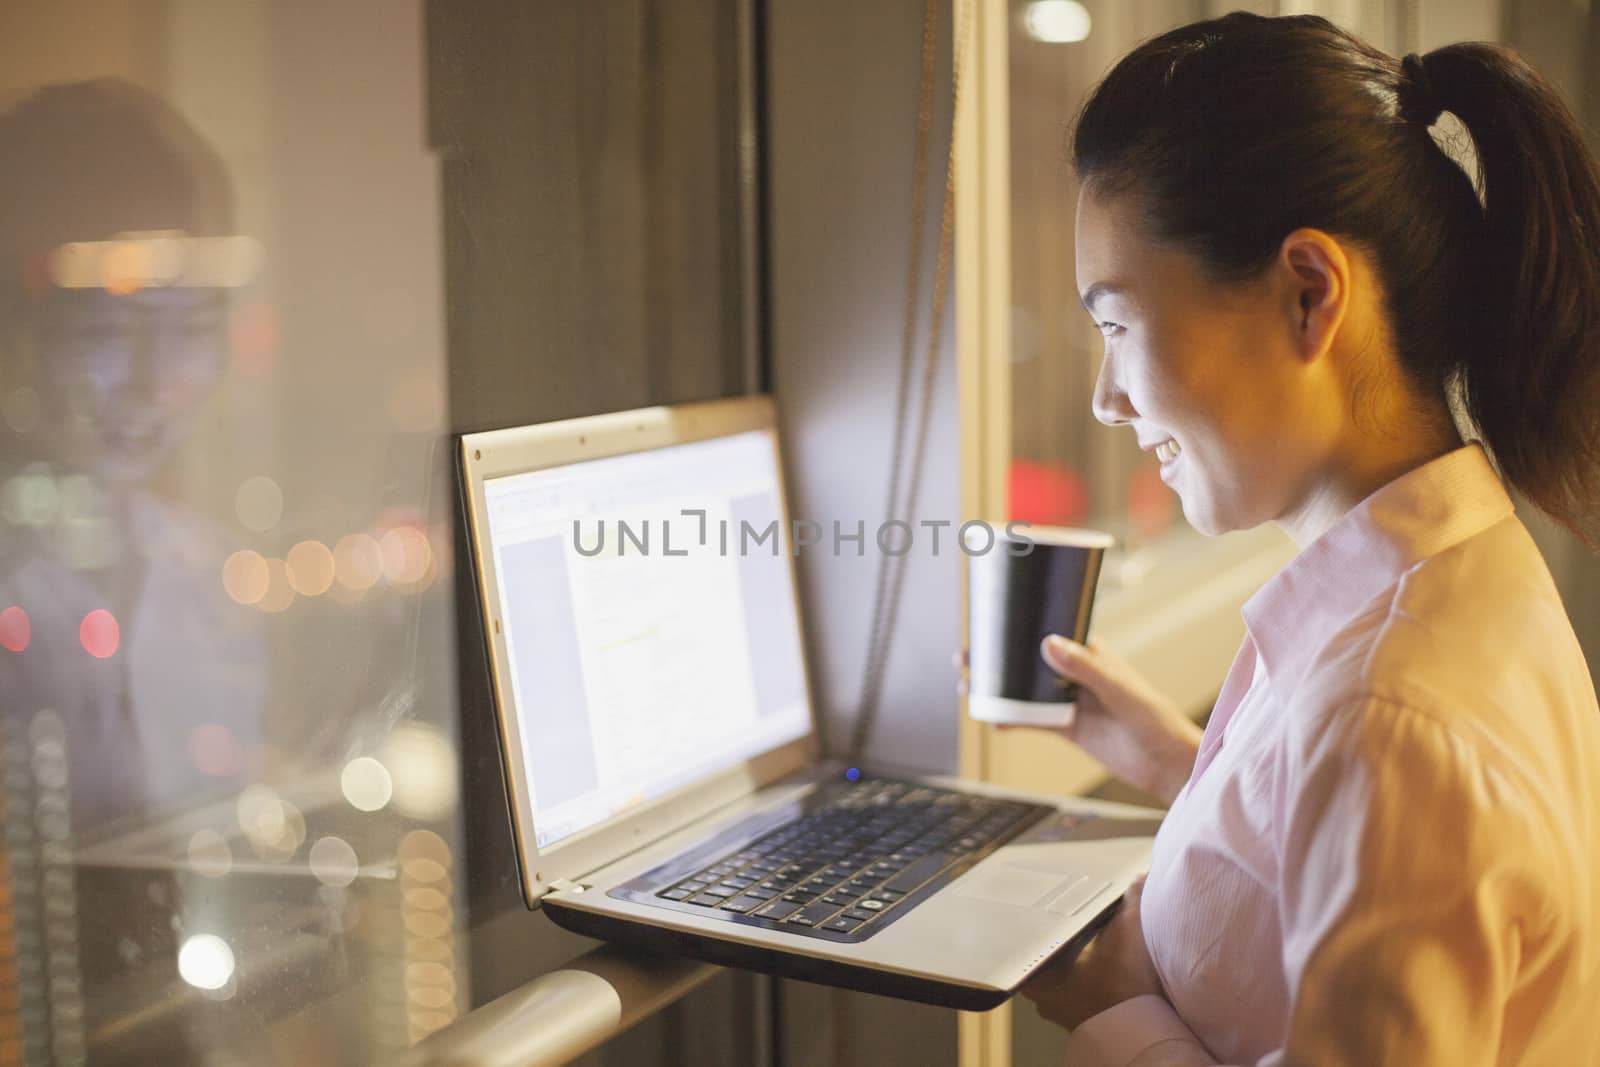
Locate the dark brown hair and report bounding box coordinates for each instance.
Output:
[1073,13,1600,547]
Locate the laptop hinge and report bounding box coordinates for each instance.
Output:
[536,878,589,905]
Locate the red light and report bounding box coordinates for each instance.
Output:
[80,609,120,659]
[1127,461,1177,540]
[0,606,29,652]
[1008,459,1090,526]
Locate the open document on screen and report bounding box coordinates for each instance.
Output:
[482,431,812,849]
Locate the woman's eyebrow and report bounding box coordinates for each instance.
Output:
[1080,282,1126,315]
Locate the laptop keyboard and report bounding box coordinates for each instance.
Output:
[647,778,1051,940]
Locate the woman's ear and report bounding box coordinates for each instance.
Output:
[1278,229,1349,365]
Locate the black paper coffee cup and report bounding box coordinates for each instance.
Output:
[965,524,1113,727]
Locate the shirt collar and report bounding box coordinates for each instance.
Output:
[1241,441,1514,698]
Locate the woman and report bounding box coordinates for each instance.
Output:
[1008,13,1600,1065]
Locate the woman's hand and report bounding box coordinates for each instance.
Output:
[957,638,1202,805]
[1020,875,1166,1031]
[1031,636,1201,804]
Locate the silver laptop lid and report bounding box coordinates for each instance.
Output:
[460,396,820,907]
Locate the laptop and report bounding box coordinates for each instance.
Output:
[457,395,1158,1010]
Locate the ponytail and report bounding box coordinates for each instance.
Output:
[1423,44,1600,546]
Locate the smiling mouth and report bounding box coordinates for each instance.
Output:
[1155,440,1182,464]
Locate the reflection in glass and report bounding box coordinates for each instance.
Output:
[0,6,461,1058]
[1,77,263,825]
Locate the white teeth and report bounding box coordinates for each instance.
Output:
[1155,440,1182,463]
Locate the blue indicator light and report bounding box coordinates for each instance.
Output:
[845,767,861,782]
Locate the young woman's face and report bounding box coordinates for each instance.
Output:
[1074,186,1337,537]
[33,286,227,485]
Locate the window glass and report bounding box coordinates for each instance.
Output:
[0,1,754,1061]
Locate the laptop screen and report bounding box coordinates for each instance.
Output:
[481,428,812,849]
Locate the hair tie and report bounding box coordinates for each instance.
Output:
[1398,52,1442,126]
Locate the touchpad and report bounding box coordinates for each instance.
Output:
[954,863,1087,908]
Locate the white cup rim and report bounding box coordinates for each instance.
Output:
[994,524,1114,549]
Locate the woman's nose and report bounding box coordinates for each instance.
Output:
[1091,357,1135,427]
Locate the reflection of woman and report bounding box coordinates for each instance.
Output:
[0,80,264,830]
[1004,15,1600,1064]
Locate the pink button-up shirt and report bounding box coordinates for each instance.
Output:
[1067,442,1600,1066]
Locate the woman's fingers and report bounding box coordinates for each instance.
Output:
[1041,635,1101,695]
[1041,634,1129,703]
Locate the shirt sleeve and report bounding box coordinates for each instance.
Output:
[1268,694,1543,1066]
[1063,995,1215,1065]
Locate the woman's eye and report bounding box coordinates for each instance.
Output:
[1096,321,1124,337]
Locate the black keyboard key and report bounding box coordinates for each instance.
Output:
[659,888,693,901]
[842,907,877,921]
[723,877,756,889]
[788,901,841,927]
[822,891,858,907]
[822,916,862,933]
[755,899,802,921]
[679,881,709,893]
[688,893,727,907]
[721,896,764,913]
[782,891,817,903]
[703,885,740,898]
[870,888,905,902]
[746,887,780,900]
[856,898,888,912]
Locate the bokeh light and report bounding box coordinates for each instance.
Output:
[235,785,304,861]
[286,540,336,597]
[236,784,285,845]
[1023,0,1091,43]
[79,609,119,659]
[383,723,457,821]
[222,549,270,606]
[257,558,296,614]
[334,533,384,593]
[308,836,360,888]
[269,800,307,859]
[3,463,59,527]
[399,829,458,1040]
[340,756,393,812]
[0,606,29,653]
[177,934,235,991]
[380,525,433,587]
[403,909,450,939]
[187,829,233,879]
[234,476,284,532]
